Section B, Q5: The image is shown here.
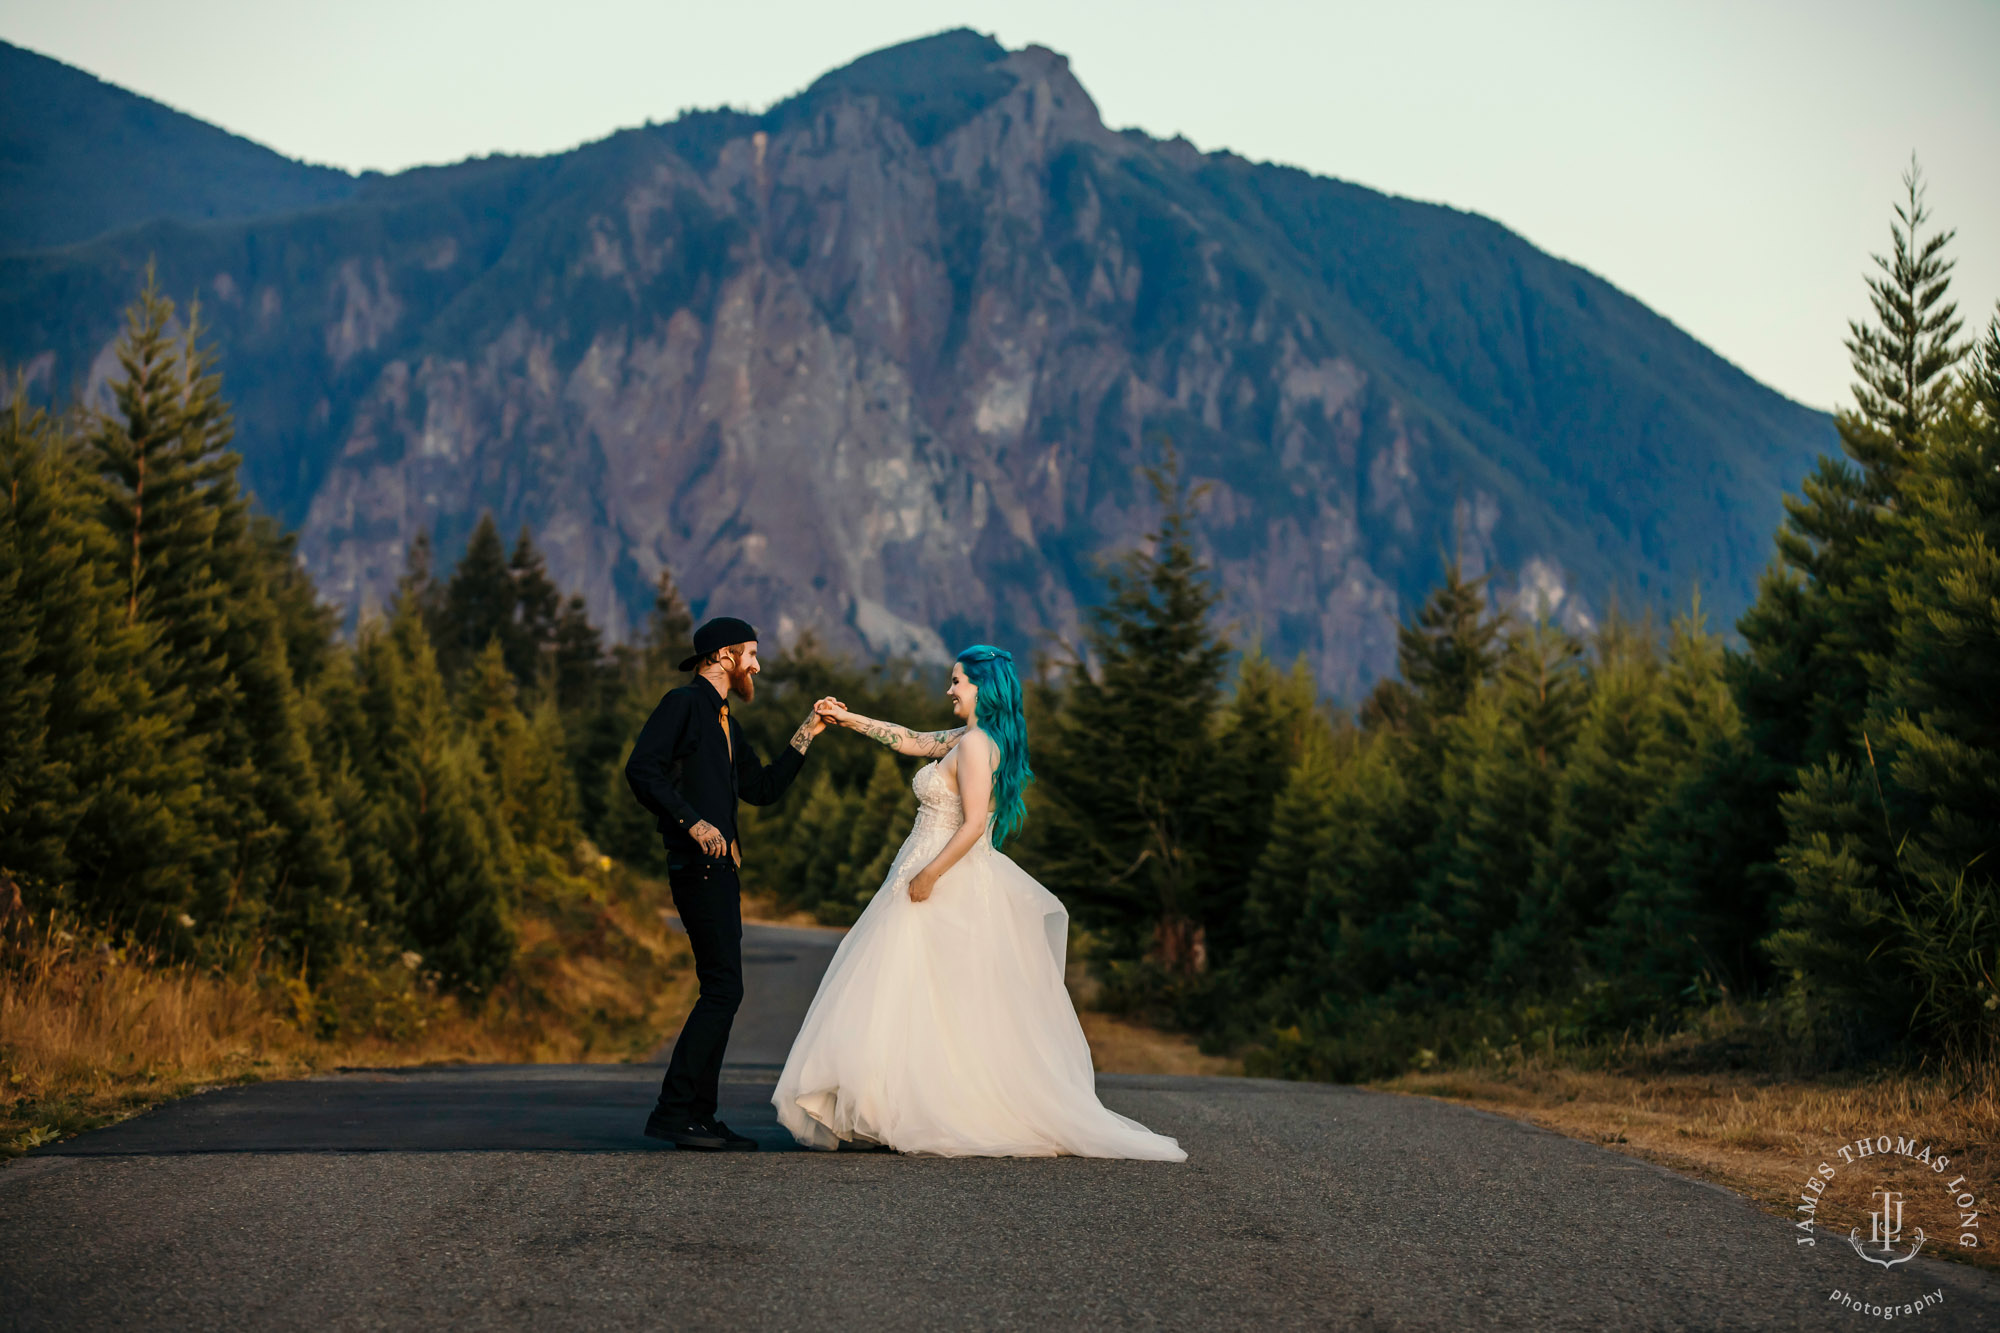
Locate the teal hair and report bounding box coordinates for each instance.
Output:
[955,644,1033,848]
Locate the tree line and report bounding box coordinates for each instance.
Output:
[1017,165,1997,1075]
[0,270,960,1001]
[4,166,1992,1077]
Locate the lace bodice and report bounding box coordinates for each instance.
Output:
[910,761,965,845]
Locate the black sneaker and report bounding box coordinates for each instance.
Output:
[704,1118,759,1151]
[644,1112,727,1150]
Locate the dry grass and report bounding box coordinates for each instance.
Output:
[0,863,696,1157]
[1380,1063,2000,1270]
[1081,1010,1244,1077]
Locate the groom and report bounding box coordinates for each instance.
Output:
[624,616,837,1151]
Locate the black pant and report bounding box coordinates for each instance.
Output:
[655,860,743,1122]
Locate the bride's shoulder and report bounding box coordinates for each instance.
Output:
[955,727,996,765]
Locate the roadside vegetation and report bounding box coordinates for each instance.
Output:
[1377,1029,2000,1271]
[0,857,692,1157]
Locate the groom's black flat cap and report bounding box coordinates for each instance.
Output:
[679,617,759,672]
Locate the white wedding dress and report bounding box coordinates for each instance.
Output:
[772,759,1187,1160]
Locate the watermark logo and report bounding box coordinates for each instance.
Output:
[1791,1131,1984,1318]
[1851,1187,1923,1268]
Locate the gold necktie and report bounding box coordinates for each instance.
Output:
[717,703,740,865]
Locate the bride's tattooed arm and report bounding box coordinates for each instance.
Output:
[847,715,965,758]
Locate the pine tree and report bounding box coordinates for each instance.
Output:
[1763,757,1909,1054]
[1035,449,1230,970]
[396,528,447,646]
[1236,716,1345,1018]
[461,638,577,863]
[1595,601,1777,1016]
[757,773,862,921]
[0,392,206,922]
[439,513,515,681]
[1861,308,2000,1056]
[507,526,561,688]
[1413,620,1584,999]
[1846,158,1966,457]
[1397,559,1503,735]
[597,738,669,874]
[1873,311,2000,880]
[832,750,917,923]
[643,567,694,680]
[367,606,514,994]
[1306,730,1428,1005]
[1740,162,1968,772]
[1497,622,1666,997]
[553,594,608,714]
[298,643,394,959]
[1203,651,1322,959]
[86,275,348,942]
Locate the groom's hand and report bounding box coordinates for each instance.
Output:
[791,699,840,753]
[687,820,728,859]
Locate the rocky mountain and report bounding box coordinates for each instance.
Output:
[0,40,357,254]
[0,30,1833,697]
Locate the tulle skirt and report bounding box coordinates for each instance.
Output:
[772,833,1187,1160]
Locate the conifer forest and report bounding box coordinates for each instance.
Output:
[4,167,1996,1080]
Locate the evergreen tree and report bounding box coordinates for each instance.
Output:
[1739,162,1967,773]
[642,567,694,681]
[553,594,609,714]
[1397,559,1503,735]
[1497,622,1665,996]
[0,392,206,924]
[1763,757,1909,1054]
[367,606,514,994]
[1593,602,1778,1017]
[597,738,669,874]
[1855,309,2000,1057]
[1203,651,1322,959]
[439,513,515,681]
[86,275,348,942]
[757,772,862,921]
[1236,715,1345,1018]
[830,750,918,924]
[1413,621,1584,999]
[1035,449,1230,970]
[462,638,578,862]
[507,526,562,688]
[1846,158,1966,456]
[1872,312,2000,883]
[396,527,447,645]
[1306,731,1429,1006]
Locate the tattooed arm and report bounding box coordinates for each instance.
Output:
[821,706,965,758]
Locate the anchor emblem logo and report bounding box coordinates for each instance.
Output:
[1848,1188,1926,1268]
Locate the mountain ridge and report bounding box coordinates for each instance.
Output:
[0,31,1833,696]
[0,39,359,254]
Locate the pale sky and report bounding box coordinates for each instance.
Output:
[5,0,1996,412]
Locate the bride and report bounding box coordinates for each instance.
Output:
[771,644,1186,1161]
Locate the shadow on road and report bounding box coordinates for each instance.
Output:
[44,919,850,1159]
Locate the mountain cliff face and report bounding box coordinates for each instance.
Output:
[0,30,1832,696]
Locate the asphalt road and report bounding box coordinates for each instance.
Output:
[4,921,1997,1330]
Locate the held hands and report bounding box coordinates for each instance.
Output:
[800,696,848,738]
[813,696,855,729]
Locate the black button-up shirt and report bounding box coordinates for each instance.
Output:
[623,675,807,866]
